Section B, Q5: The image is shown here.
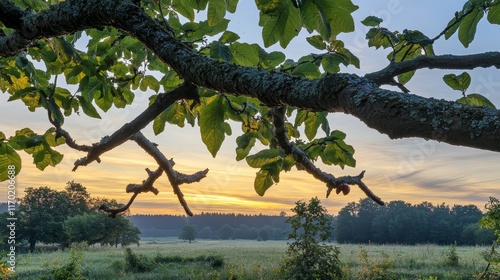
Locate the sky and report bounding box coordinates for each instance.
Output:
[1,1,499,216]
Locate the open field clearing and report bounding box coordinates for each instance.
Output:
[9,238,492,279]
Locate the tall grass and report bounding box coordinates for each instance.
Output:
[9,238,490,280]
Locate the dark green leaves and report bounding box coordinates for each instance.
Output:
[236,133,256,161]
[208,0,227,26]
[153,101,195,135]
[487,3,500,24]
[296,130,356,169]
[246,149,294,196]
[294,110,329,140]
[458,7,483,48]
[259,1,302,48]
[361,16,383,27]
[256,0,358,47]
[199,96,228,157]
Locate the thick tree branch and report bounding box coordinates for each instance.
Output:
[272,107,384,205]
[0,0,29,31]
[1,0,500,153]
[72,83,198,170]
[130,132,209,216]
[366,52,500,85]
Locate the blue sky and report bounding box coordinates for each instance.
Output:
[1,1,499,215]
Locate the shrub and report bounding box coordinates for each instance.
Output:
[39,242,88,280]
[278,197,342,280]
[357,246,395,280]
[444,243,459,267]
[123,247,154,273]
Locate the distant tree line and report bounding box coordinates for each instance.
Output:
[130,212,289,241]
[336,198,496,245]
[0,182,141,252]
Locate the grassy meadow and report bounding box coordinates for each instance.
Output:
[9,238,493,279]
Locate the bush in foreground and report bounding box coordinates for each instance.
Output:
[278,197,342,280]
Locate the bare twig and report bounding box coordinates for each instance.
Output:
[130,131,209,216]
[365,52,500,86]
[99,167,163,217]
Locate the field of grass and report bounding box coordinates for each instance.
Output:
[8,238,493,279]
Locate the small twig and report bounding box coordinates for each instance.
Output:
[99,167,163,217]
[272,107,384,205]
[222,94,247,114]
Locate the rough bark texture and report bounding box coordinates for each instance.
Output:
[1,0,500,152]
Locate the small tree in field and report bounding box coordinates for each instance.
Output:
[279,197,342,280]
[477,197,500,279]
[179,225,197,244]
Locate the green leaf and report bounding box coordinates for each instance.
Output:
[140,75,160,93]
[94,89,113,112]
[226,0,239,13]
[199,96,226,157]
[219,31,240,43]
[306,35,326,50]
[208,0,227,26]
[330,130,346,139]
[321,140,356,169]
[53,37,77,63]
[230,43,260,67]
[44,128,65,147]
[255,0,280,13]
[64,65,85,84]
[281,155,296,172]
[0,142,22,181]
[254,169,274,196]
[304,112,328,140]
[292,63,320,79]
[259,1,302,48]
[172,0,195,21]
[184,0,209,10]
[48,95,64,125]
[210,42,232,62]
[236,133,256,161]
[30,143,64,171]
[361,16,383,26]
[76,96,101,119]
[153,102,187,135]
[445,15,461,40]
[397,70,416,85]
[258,49,286,69]
[314,0,359,38]
[366,28,394,49]
[321,53,344,73]
[458,7,483,48]
[337,47,360,68]
[246,148,283,168]
[457,93,496,109]
[487,4,500,24]
[443,72,471,92]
